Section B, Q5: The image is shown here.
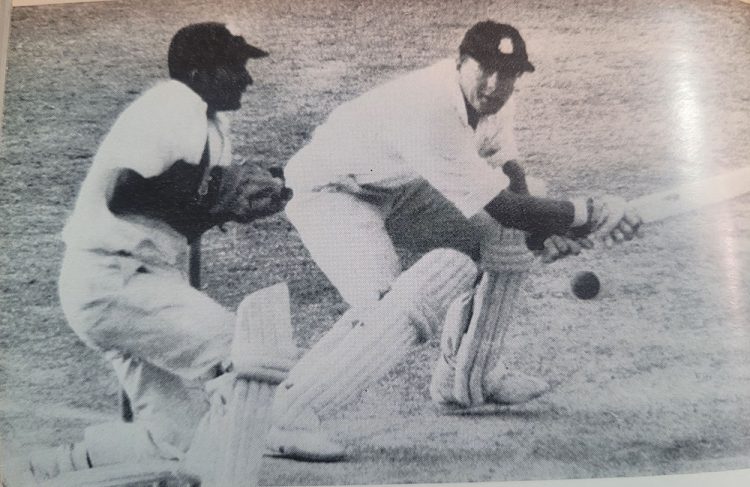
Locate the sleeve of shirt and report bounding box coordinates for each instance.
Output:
[480,96,520,169]
[100,82,208,179]
[491,115,519,165]
[392,102,510,218]
[211,113,234,168]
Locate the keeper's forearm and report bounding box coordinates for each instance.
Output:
[107,162,223,241]
[483,190,577,236]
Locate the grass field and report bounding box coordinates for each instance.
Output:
[1,0,749,484]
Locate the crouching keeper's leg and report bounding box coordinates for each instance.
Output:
[3,285,295,487]
[271,249,478,437]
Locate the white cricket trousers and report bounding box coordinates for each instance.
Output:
[285,179,482,308]
[58,248,234,462]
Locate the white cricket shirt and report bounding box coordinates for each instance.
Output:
[62,80,233,265]
[285,58,516,217]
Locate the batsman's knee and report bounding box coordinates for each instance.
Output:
[403,248,478,341]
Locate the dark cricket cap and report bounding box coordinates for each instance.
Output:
[459,21,535,74]
[168,22,268,79]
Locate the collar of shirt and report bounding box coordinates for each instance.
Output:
[450,64,472,128]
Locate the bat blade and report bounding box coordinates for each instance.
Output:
[630,166,750,224]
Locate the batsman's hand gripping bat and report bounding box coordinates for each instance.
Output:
[540,166,750,262]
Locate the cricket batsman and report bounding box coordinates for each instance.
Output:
[3,22,295,485]
[268,20,642,460]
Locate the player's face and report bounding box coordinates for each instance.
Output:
[198,59,254,112]
[458,56,518,115]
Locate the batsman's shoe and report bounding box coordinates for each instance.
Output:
[483,367,550,405]
[431,357,550,408]
[265,426,346,462]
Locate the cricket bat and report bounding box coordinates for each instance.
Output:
[630,166,750,224]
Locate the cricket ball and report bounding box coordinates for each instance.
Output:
[571,271,600,300]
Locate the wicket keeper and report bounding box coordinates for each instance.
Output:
[4,22,293,485]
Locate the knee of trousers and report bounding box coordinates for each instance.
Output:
[399,248,478,342]
[58,254,110,349]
